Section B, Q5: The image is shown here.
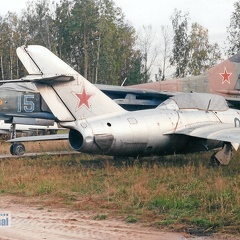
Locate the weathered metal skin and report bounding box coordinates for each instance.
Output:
[16,45,240,165]
[68,105,237,157]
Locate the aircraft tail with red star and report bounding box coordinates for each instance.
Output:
[129,52,240,108]
[17,45,125,122]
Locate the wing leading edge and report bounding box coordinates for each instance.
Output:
[165,123,240,150]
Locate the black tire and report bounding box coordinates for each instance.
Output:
[11,143,25,156]
[10,144,14,155]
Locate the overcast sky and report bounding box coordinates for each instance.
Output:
[0,0,237,51]
[114,0,237,50]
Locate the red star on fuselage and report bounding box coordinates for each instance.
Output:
[219,67,232,84]
[73,86,93,110]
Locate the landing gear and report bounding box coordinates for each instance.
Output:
[9,123,26,156]
[209,142,233,166]
[10,143,25,156]
[209,152,220,167]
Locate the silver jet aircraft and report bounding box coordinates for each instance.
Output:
[12,45,240,165]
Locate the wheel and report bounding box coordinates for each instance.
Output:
[209,153,220,167]
[10,144,14,155]
[10,143,25,156]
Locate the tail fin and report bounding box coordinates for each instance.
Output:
[207,53,240,95]
[17,45,124,121]
[129,52,240,97]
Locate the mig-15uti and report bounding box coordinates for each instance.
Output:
[0,78,168,156]
[8,45,240,166]
[0,68,172,156]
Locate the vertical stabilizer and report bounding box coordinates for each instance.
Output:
[17,45,125,121]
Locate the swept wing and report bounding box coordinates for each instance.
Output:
[165,123,240,150]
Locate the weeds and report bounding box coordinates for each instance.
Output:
[125,215,138,223]
[0,143,240,234]
[93,214,107,220]
[0,139,71,154]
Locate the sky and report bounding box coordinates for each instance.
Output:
[0,0,237,51]
[114,0,237,51]
[0,0,238,79]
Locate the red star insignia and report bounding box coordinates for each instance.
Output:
[73,86,93,110]
[219,67,232,84]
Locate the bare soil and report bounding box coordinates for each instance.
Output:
[0,195,239,240]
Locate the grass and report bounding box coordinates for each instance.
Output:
[0,139,71,154]
[0,140,240,235]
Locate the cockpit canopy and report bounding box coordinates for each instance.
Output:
[158,93,229,111]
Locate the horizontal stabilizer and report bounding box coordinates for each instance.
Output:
[22,74,75,82]
[0,75,74,85]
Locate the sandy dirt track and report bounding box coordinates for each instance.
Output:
[0,196,239,240]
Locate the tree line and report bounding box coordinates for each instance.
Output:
[0,0,240,84]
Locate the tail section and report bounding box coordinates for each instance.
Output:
[129,52,240,98]
[17,45,124,121]
[207,53,240,95]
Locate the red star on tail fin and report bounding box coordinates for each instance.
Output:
[73,86,93,110]
[219,67,232,84]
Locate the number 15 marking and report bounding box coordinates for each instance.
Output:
[17,95,35,112]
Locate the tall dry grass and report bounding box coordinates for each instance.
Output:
[0,148,240,234]
[0,140,71,154]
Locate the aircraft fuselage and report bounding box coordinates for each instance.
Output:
[64,107,240,157]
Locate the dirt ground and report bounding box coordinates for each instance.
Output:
[0,196,239,240]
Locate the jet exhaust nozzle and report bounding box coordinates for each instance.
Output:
[69,129,84,151]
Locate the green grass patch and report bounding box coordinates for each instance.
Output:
[0,146,240,235]
[125,215,138,223]
[93,214,107,220]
